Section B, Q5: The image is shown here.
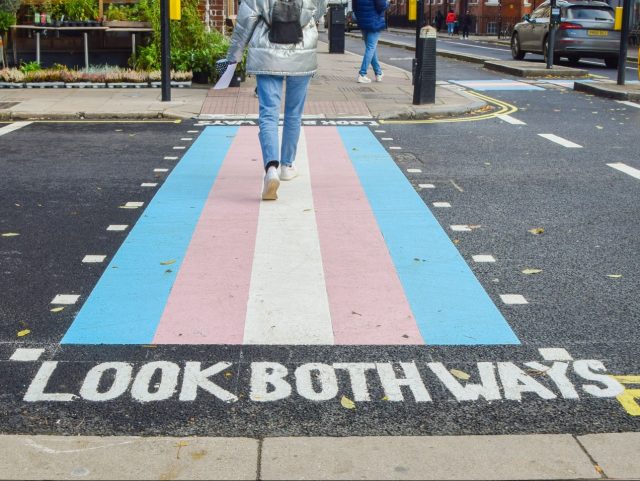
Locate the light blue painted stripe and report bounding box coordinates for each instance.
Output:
[62,126,238,344]
[338,127,520,345]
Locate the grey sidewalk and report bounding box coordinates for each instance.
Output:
[1,433,640,480]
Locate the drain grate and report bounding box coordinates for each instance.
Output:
[0,102,20,109]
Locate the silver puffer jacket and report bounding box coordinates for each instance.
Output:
[226,0,327,76]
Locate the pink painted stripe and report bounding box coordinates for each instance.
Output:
[306,127,424,345]
[153,126,261,344]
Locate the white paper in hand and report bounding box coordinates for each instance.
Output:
[213,63,238,90]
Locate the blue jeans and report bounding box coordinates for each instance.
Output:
[256,74,311,168]
[359,30,382,77]
[447,22,455,35]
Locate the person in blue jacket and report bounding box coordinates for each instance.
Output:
[353,0,388,83]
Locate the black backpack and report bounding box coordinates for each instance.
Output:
[268,0,303,44]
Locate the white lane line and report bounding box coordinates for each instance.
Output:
[141,183,158,187]
[472,255,496,263]
[390,146,402,150]
[120,202,144,209]
[180,138,193,141]
[451,225,472,232]
[433,202,451,208]
[0,121,33,137]
[154,168,169,172]
[374,130,386,133]
[173,146,186,150]
[187,130,199,133]
[164,156,178,160]
[82,255,106,263]
[418,183,435,189]
[497,114,527,125]
[244,129,334,345]
[10,348,45,361]
[538,347,573,361]
[617,100,640,109]
[500,294,528,305]
[381,137,394,140]
[407,168,422,173]
[607,162,640,180]
[107,225,128,231]
[51,294,80,305]
[538,134,582,148]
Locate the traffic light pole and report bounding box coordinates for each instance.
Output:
[617,0,631,85]
[160,0,171,101]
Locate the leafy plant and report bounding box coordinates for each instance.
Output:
[19,61,41,73]
[63,0,97,21]
[0,10,15,33]
[0,68,25,82]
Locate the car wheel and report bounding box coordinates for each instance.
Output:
[511,33,525,60]
[604,57,619,68]
[543,37,560,64]
[567,55,580,65]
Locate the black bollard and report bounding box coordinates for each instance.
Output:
[413,26,437,105]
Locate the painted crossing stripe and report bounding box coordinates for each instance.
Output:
[62,127,238,344]
[338,127,520,345]
[617,100,640,109]
[497,114,526,125]
[449,80,544,91]
[607,162,640,180]
[538,134,582,148]
[0,121,32,137]
[244,129,334,345]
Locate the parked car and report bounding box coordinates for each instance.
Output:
[510,0,621,68]
[346,10,358,31]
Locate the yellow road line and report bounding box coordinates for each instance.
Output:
[380,91,518,125]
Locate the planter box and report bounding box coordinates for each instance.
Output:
[66,82,107,88]
[0,82,25,88]
[26,82,65,88]
[150,81,193,88]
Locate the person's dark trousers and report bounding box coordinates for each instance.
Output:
[462,27,469,38]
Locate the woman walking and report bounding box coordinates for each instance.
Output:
[445,9,457,36]
[226,0,327,200]
[353,0,388,83]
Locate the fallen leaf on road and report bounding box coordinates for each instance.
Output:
[1,233,20,237]
[340,396,356,409]
[594,465,604,475]
[528,228,545,235]
[160,260,176,265]
[17,329,31,337]
[522,268,543,275]
[50,307,65,313]
[382,396,389,401]
[450,369,471,380]
[453,239,460,244]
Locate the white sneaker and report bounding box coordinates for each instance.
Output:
[262,166,280,200]
[375,73,384,82]
[279,163,298,181]
[357,75,372,84]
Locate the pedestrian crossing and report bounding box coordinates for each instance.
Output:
[61,126,520,347]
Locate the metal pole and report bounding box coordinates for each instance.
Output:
[36,32,40,64]
[617,0,631,85]
[84,32,89,70]
[546,0,557,69]
[160,0,171,101]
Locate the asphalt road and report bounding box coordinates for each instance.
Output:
[1,48,639,437]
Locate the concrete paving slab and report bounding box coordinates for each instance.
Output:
[261,435,598,480]
[578,433,640,480]
[484,60,589,78]
[0,435,259,480]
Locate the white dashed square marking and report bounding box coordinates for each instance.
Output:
[51,294,80,305]
[472,255,496,263]
[141,183,158,188]
[538,348,573,361]
[82,255,106,263]
[419,184,435,189]
[500,294,528,305]
[107,225,128,231]
[407,168,422,173]
[450,225,471,232]
[10,348,45,361]
[433,202,451,208]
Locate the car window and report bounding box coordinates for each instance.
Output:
[567,7,614,21]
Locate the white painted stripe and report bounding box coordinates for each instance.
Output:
[244,129,334,345]
[500,294,528,305]
[164,156,178,160]
[390,147,402,150]
[381,137,393,141]
[497,114,526,125]
[538,347,573,361]
[51,294,80,305]
[121,202,144,209]
[450,225,471,232]
[173,146,186,150]
[617,100,640,109]
[374,130,386,133]
[407,168,422,173]
[180,138,193,141]
[418,183,435,189]
[0,121,32,137]
[538,134,582,148]
[472,255,495,263]
[141,183,158,187]
[82,255,106,263]
[154,168,169,172]
[187,130,199,133]
[433,202,451,208]
[10,348,45,361]
[107,225,128,231]
[607,162,640,180]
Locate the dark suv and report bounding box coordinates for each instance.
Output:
[511,0,620,68]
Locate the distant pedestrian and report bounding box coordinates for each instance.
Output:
[353,0,388,83]
[434,10,444,32]
[445,9,457,36]
[226,0,327,200]
[460,10,472,39]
